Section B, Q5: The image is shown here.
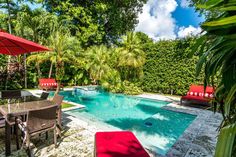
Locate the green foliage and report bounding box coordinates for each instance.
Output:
[40,0,147,45]
[0,11,8,30]
[82,32,146,95]
[102,80,143,95]
[0,1,148,92]
[192,0,236,156]
[15,7,58,43]
[84,45,113,83]
[48,29,80,93]
[117,32,146,82]
[142,38,204,95]
[123,80,143,95]
[0,56,25,90]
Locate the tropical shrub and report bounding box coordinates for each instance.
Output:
[0,55,25,90]
[117,32,146,82]
[123,80,143,95]
[142,38,204,95]
[192,0,236,156]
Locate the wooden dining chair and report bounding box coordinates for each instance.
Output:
[52,94,64,130]
[40,92,49,100]
[52,94,64,106]
[16,105,59,157]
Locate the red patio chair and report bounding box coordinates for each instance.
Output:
[95,131,150,157]
[181,84,214,105]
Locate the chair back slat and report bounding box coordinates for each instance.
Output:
[27,105,58,134]
[52,94,64,106]
[40,92,49,99]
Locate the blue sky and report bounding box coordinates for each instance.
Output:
[173,0,204,28]
[135,0,204,40]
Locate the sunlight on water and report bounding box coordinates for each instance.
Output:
[60,89,196,155]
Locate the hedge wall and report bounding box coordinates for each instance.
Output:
[142,39,204,95]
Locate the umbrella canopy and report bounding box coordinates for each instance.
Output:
[0,29,50,55]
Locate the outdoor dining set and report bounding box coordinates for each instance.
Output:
[0,90,64,156]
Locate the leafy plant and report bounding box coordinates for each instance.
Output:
[117,32,146,82]
[123,80,143,95]
[192,0,236,156]
[84,45,113,83]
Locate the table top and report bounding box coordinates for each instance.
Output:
[0,95,44,105]
[0,99,54,117]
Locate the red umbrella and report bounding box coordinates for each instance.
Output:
[0,29,50,55]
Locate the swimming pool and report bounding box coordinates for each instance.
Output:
[59,88,196,155]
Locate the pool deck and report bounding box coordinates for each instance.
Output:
[1,89,223,157]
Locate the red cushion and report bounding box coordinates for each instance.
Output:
[95,131,150,157]
[189,85,204,93]
[189,85,214,94]
[39,78,57,87]
[182,95,210,102]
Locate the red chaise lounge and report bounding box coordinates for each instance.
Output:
[95,131,150,157]
[39,78,63,91]
[181,84,214,105]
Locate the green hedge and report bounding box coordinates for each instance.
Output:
[142,39,204,95]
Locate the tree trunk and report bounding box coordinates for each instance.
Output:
[5,57,11,90]
[36,62,41,79]
[48,62,53,78]
[55,81,60,94]
[24,54,27,89]
[6,0,12,34]
[5,0,12,90]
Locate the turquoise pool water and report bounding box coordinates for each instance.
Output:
[59,89,196,155]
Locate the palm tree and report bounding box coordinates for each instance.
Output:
[84,45,112,84]
[48,30,78,93]
[15,8,58,88]
[117,32,145,81]
[27,53,47,79]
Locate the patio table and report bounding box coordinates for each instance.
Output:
[0,95,44,105]
[0,97,54,156]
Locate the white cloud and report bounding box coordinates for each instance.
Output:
[135,0,178,40]
[180,0,190,8]
[177,25,201,38]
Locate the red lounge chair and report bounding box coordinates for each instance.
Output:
[39,78,63,91]
[181,84,214,105]
[95,131,150,157]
